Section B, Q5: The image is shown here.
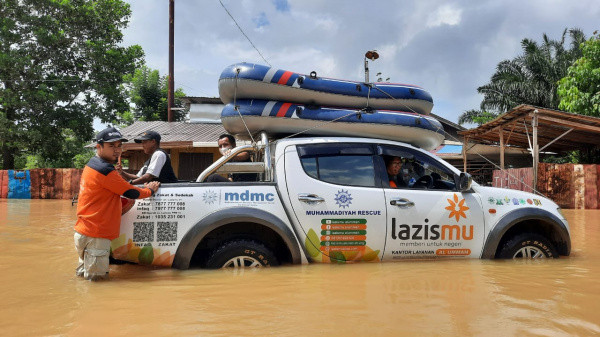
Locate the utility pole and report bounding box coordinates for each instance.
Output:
[168,0,174,122]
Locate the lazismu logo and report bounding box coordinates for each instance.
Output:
[390,219,474,241]
[445,193,469,221]
[224,190,275,202]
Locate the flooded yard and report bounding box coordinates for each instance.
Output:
[0,199,599,336]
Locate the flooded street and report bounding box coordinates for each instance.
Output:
[0,199,599,336]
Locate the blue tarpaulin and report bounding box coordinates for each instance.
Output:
[435,145,463,154]
[8,170,31,199]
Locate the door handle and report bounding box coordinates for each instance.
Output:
[390,198,415,208]
[298,193,325,203]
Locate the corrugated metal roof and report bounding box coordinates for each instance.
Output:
[180,96,223,104]
[119,121,227,144]
[459,104,600,152]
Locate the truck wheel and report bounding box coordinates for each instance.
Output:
[498,233,558,259]
[205,240,279,269]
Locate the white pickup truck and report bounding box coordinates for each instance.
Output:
[112,133,571,268]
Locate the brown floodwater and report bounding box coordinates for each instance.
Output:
[0,199,599,336]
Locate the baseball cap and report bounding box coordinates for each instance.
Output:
[134,130,161,143]
[96,127,128,143]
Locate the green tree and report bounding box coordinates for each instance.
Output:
[460,28,586,125]
[557,33,600,116]
[458,109,498,126]
[0,0,144,169]
[119,65,186,125]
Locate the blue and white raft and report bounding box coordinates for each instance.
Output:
[219,62,434,115]
[221,99,445,151]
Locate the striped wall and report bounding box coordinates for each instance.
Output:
[0,169,82,200]
[492,163,600,209]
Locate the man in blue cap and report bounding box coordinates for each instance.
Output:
[117,130,178,184]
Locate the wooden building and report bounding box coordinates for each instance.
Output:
[119,121,228,181]
[460,104,600,208]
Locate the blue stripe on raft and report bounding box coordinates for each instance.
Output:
[271,70,286,83]
[8,170,31,199]
[221,100,443,134]
[283,103,297,117]
[268,101,298,117]
[270,101,284,116]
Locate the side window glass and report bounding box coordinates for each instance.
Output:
[379,145,456,190]
[298,144,377,187]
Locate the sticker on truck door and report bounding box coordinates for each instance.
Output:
[304,218,380,263]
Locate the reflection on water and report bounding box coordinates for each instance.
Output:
[1,200,599,336]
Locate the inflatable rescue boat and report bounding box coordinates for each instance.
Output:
[221,99,445,151]
[219,62,434,114]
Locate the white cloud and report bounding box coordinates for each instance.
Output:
[121,0,600,124]
[427,5,462,28]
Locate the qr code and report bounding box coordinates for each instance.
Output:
[133,222,155,242]
[157,222,177,242]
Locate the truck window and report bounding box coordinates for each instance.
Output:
[297,143,377,187]
[378,144,456,190]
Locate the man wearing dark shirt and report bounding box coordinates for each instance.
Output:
[117,130,178,184]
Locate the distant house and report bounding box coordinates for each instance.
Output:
[119,121,227,181]
[117,97,228,181]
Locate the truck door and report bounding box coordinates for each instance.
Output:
[284,142,387,263]
[377,144,485,260]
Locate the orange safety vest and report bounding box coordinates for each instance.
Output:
[75,156,152,240]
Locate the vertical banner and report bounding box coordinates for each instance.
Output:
[53,169,63,199]
[0,170,7,198]
[7,170,31,199]
[39,169,55,199]
[0,170,6,198]
[71,169,82,197]
[573,165,585,209]
[29,169,40,199]
[62,169,71,199]
[584,165,598,209]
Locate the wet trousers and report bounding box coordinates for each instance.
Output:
[74,232,110,281]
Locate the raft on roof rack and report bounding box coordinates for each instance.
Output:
[218,62,434,115]
[220,99,445,151]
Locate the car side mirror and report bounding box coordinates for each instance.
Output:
[456,172,472,192]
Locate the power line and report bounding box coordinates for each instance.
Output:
[218,0,271,67]
[178,82,213,97]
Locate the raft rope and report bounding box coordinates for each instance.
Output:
[233,67,257,145]
[228,67,544,196]
[271,109,362,143]
[218,0,271,67]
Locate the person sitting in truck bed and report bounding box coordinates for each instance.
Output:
[385,156,406,188]
[117,130,178,184]
[207,134,259,182]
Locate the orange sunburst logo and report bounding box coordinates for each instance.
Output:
[445,194,470,222]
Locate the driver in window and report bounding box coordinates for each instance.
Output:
[402,158,424,187]
[385,156,406,188]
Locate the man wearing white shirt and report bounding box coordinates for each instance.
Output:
[117,130,178,184]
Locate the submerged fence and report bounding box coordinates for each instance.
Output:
[0,169,82,199]
[2,165,599,208]
[492,163,600,209]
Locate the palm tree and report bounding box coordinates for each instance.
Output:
[459,28,586,125]
[458,109,498,126]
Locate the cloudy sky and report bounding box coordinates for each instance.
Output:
[120,0,599,125]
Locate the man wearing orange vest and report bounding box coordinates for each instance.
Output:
[74,127,160,281]
[386,156,406,188]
